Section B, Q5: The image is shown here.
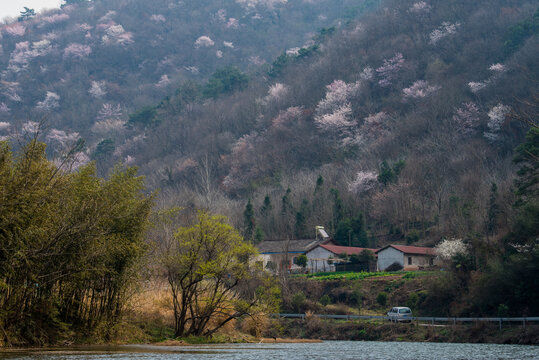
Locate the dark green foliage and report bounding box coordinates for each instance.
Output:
[128,106,158,128]
[376,292,388,307]
[295,199,310,238]
[294,254,308,268]
[513,127,539,205]
[319,294,331,306]
[334,214,368,247]
[243,199,255,241]
[94,138,115,158]
[268,53,293,78]
[291,291,307,313]
[281,188,293,216]
[254,226,265,243]
[378,160,405,186]
[485,183,499,237]
[18,7,35,21]
[261,195,272,217]
[203,66,248,99]
[503,8,539,57]
[330,188,343,228]
[405,230,420,245]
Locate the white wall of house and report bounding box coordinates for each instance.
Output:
[305,246,335,273]
[377,247,404,271]
[403,254,437,270]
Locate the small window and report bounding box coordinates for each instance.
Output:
[408,257,412,265]
[399,308,412,314]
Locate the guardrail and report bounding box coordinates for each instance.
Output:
[271,314,539,329]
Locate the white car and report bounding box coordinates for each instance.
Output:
[387,307,413,322]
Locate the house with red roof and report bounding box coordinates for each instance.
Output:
[305,244,379,273]
[375,244,438,271]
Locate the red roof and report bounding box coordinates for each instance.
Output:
[319,244,378,256]
[375,244,436,256]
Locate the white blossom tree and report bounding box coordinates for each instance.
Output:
[435,238,469,261]
[484,103,510,142]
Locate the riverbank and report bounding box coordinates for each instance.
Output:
[271,317,539,345]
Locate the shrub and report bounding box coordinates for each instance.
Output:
[385,262,403,272]
[319,294,331,306]
[376,292,388,307]
[291,292,306,313]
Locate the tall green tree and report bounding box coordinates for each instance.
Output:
[243,199,255,241]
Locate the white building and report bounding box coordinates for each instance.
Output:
[305,244,378,273]
[376,245,437,271]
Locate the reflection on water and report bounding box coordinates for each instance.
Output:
[1,341,538,360]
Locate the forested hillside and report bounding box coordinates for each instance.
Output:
[0,0,369,164]
[1,0,539,345]
[121,0,539,248]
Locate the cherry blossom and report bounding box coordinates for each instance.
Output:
[348,171,378,194]
[484,103,510,141]
[41,13,70,24]
[156,74,171,87]
[195,36,215,48]
[89,81,107,98]
[452,102,480,135]
[402,80,440,99]
[271,106,302,129]
[409,2,431,13]
[150,14,166,22]
[46,128,79,148]
[0,104,10,114]
[63,43,92,59]
[376,53,404,87]
[226,18,240,29]
[3,23,26,37]
[36,91,60,110]
[429,22,460,45]
[266,83,289,102]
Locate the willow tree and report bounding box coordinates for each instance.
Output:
[165,211,278,338]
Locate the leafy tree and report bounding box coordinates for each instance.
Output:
[203,66,248,99]
[243,199,256,241]
[260,195,272,217]
[94,138,115,159]
[503,8,539,57]
[378,160,405,186]
[0,139,152,344]
[330,188,343,230]
[334,214,368,247]
[164,211,274,337]
[127,105,158,128]
[294,254,308,268]
[254,226,265,243]
[376,292,388,306]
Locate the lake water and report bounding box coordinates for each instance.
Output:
[1,341,538,360]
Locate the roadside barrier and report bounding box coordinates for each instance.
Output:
[271,314,539,329]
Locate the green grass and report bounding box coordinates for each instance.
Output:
[293,270,438,281]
